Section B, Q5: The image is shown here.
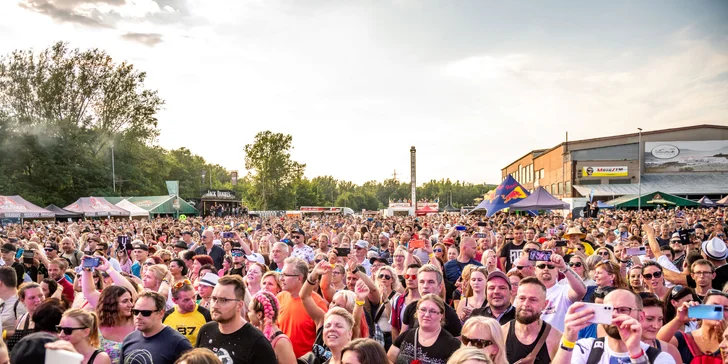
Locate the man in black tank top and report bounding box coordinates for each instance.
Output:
[502,277,562,364]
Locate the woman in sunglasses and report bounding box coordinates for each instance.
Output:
[594,247,618,264]
[374,265,400,351]
[57,308,111,364]
[432,243,446,262]
[641,261,668,299]
[566,252,595,286]
[460,316,507,364]
[657,290,728,363]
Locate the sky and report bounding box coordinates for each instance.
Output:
[1,0,727,185]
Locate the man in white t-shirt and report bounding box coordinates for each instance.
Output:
[536,253,587,332]
[553,289,675,364]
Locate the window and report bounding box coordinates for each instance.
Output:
[551,184,556,194]
[558,182,564,195]
[577,180,601,185]
[545,185,551,193]
[540,169,545,179]
[608,179,632,185]
[565,181,571,197]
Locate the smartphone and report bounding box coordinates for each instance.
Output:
[474,233,488,239]
[15,249,23,260]
[455,226,467,231]
[555,240,568,247]
[576,303,614,325]
[336,247,351,257]
[222,232,234,239]
[477,222,487,227]
[625,246,646,256]
[688,305,724,320]
[548,228,556,235]
[22,250,34,264]
[679,229,695,245]
[409,240,425,249]
[82,257,100,268]
[46,348,84,364]
[529,250,552,261]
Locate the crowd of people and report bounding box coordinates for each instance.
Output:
[0,206,726,364]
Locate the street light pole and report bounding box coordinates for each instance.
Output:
[111,144,116,192]
[638,128,642,213]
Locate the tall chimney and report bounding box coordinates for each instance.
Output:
[410,146,416,210]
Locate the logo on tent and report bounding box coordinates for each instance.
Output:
[0,197,24,211]
[503,186,528,203]
[653,194,662,200]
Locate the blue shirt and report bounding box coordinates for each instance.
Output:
[131,261,141,278]
[443,259,482,283]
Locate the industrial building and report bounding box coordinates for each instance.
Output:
[501,124,728,204]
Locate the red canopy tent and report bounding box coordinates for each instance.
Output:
[415,205,439,216]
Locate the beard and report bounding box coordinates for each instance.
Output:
[603,324,621,339]
[516,308,540,325]
[212,310,236,324]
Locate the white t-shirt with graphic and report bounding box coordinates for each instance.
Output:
[571,338,675,364]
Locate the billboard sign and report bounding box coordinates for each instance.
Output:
[645,140,728,173]
[581,166,628,177]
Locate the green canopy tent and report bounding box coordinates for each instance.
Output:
[123,196,199,216]
[604,191,700,209]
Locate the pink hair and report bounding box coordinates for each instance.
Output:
[252,291,279,341]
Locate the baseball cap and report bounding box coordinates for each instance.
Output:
[486,271,511,289]
[245,253,265,265]
[354,240,369,249]
[44,242,59,252]
[379,232,390,239]
[199,272,219,288]
[670,233,681,242]
[132,243,148,251]
[1,243,17,252]
[10,332,59,364]
[291,228,306,237]
[173,241,188,250]
[182,231,192,236]
[369,256,388,265]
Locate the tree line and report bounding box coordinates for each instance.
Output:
[0,42,496,211]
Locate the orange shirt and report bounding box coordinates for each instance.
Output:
[277,291,328,357]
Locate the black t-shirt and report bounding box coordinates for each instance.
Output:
[499,241,524,272]
[195,322,277,364]
[402,299,462,337]
[228,266,245,278]
[194,245,225,270]
[656,237,671,247]
[392,327,461,364]
[121,325,192,364]
[10,262,24,288]
[471,305,516,326]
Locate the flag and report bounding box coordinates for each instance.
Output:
[165,181,179,196]
[469,175,530,216]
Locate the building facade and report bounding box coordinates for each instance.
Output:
[501,124,728,201]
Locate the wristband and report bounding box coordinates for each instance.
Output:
[355,300,365,306]
[561,338,575,349]
[629,350,644,360]
[559,344,573,352]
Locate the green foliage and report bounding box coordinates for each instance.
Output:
[0,42,496,210]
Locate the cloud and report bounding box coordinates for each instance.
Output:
[19,0,114,28]
[121,31,162,46]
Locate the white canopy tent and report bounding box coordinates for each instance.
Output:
[116,199,150,219]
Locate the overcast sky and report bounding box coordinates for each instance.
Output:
[1,0,727,185]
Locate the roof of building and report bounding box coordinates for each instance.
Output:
[573,173,728,197]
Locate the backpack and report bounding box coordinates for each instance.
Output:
[683,332,723,364]
[586,337,660,364]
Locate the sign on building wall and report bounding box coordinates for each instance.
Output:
[581,166,629,177]
[645,140,728,173]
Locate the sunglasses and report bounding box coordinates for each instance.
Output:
[378,274,392,280]
[131,309,159,317]
[568,262,582,268]
[433,248,443,253]
[535,264,555,270]
[516,265,526,270]
[598,251,610,256]
[404,274,417,280]
[706,289,728,299]
[56,326,86,335]
[642,271,662,280]
[231,251,244,257]
[462,335,493,349]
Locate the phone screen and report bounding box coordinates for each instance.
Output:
[528,250,552,261]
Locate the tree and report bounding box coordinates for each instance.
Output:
[243,131,305,210]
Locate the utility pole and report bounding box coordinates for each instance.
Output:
[111,144,116,192]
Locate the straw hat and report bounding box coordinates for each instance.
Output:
[563,227,586,239]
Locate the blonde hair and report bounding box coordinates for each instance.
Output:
[447,346,493,364]
[325,307,355,331]
[146,264,169,282]
[63,308,101,347]
[376,265,401,292]
[461,316,507,364]
[332,290,356,313]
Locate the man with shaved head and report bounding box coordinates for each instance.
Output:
[194,229,225,270]
[443,237,482,284]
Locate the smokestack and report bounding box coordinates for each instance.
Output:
[410,146,416,210]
